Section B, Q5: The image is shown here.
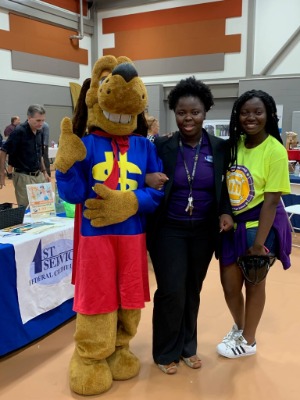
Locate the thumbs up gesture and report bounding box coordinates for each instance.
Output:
[54,117,87,173]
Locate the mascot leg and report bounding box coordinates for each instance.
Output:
[107,308,141,380]
[69,312,117,395]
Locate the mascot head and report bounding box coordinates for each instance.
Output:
[72,55,148,138]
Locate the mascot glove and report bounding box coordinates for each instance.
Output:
[84,184,139,227]
[54,117,87,173]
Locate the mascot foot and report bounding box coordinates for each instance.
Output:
[107,346,140,380]
[69,349,113,395]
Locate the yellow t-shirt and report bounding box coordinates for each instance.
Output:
[226,135,291,228]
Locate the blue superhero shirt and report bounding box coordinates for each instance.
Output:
[56,133,164,236]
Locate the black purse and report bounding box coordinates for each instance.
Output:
[237,255,276,285]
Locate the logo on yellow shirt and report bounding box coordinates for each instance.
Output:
[226,165,254,211]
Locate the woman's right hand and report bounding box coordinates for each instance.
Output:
[219,213,234,232]
[145,172,169,190]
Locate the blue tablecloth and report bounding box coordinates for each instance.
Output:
[290,174,300,184]
[0,221,76,357]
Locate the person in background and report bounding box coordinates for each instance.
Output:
[4,116,21,138]
[41,121,51,177]
[146,76,233,375]
[3,115,20,179]
[217,90,291,359]
[146,115,160,142]
[0,105,51,206]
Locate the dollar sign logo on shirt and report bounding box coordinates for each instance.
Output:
[92,151,142,191]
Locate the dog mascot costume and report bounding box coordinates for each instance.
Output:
[54,55,163,395]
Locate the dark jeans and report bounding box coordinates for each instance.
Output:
[149,218,216,365]
[246,227,277,255]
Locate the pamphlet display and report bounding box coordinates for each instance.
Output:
[26,182,56,218]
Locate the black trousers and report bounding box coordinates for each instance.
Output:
[43,145,51,176]
[149,218,215,365]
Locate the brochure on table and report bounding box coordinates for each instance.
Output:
[26,182,56,219]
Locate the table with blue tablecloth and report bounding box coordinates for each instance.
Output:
[0,217,76,357]
[290,175,300,183]
[290,174,300,194]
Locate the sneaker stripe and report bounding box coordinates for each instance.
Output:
[231,344,247,355]
[217,334,256,358]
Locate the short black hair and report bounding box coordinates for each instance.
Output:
[168,76,214,112]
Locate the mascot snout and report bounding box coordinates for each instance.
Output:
[112,62,138,82]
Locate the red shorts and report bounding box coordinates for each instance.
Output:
[72,234,150,314]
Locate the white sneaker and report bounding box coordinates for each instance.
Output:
[217,335,256,358]
[220,324,243,344]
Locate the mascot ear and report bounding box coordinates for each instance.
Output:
[72,78,91,138]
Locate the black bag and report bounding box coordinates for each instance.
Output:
[237,255,276,285]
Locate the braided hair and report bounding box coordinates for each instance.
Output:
[228,89,282,168]
[134,111,148,137]
[168,76,214,112]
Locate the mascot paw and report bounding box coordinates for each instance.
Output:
[54,117,87,173]
[107,346,140,380]
[84,184,138,227]
[69,349,113,395]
